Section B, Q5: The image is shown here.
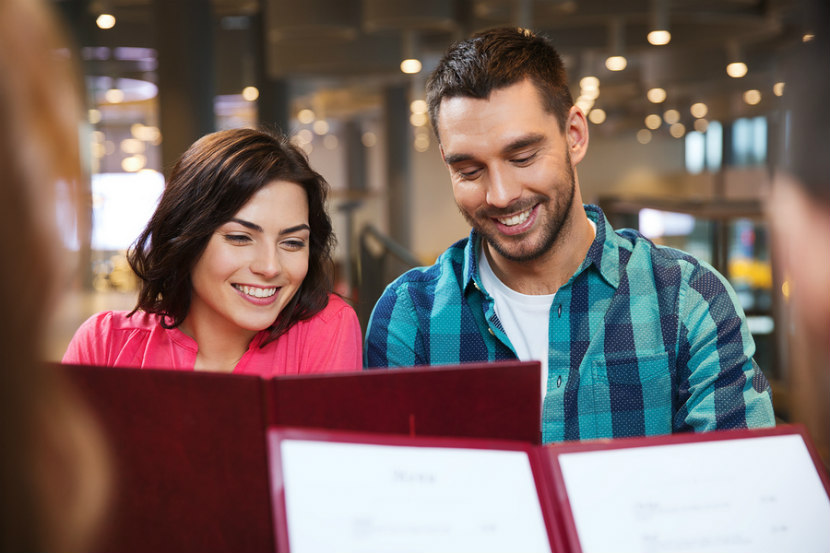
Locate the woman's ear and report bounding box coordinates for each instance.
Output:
[565,105,589,165]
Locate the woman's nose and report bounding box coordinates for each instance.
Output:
[250,246,281,278]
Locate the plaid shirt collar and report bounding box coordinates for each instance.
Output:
[462,204,621,295]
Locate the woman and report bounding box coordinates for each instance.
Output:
[64,128,362,374]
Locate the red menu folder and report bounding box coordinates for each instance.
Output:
[61,359,542,553]
[266,424,830,553]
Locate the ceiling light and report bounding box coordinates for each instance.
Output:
[104,87,124,103]
[588,108,607,124]
[579,76,600,90]
[647,87,667,103]
[96,14,116,29]
[604,18,627,71]
[361,132,377,148]
[663,109,680,124]
[726,62,748,78]
[743,89,762,105]
[669,122,686,138]
[645,114,662,129]
[637,129,653,144]
[409,112,428,127]
[803,33,815,42]
[400,58,422,74]
[312,119,330,135]
[725,42,747,78]
[647,0,671,45]
[690,102,708,118]
[647,30,671,46]
[773,82,785,97]
[694,119,709,133]
[605,56,627,71]
[297,109,315,124]
[410,99,427,114]
[242,86,259,102]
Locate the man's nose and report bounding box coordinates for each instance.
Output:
[485,166,522,208]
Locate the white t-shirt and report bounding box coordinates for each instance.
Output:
[479,252,554,400]
[477,220,596,400]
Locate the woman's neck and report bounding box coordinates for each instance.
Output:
[178,312,258,373]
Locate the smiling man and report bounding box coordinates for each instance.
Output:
[364,27,774,443]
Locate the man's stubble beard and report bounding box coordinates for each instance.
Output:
[459,150,576,263]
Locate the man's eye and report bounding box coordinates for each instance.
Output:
[511,153,536,165]
[457,167,481,179]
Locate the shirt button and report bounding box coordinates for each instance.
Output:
[556,375,562,388]
[488,327,495,336]
[557,305,562,317]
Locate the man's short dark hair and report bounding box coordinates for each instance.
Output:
[426,26,573,141]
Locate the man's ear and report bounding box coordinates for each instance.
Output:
[439,143,446,164]
[565,105,589,165]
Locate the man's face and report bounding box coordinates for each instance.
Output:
[436,79,583,264]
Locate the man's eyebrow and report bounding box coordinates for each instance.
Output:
[443,153,474,166]
[501,133,545,154]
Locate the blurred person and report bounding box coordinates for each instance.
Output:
[768,0,829,464]
[365,27,774,443]
[63,128,362,374]
[769,5,829,363]
[0,0,110,552]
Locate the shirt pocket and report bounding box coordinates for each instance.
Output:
[591,351,673,436]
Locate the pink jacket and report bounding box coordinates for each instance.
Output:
[62,294,362,375]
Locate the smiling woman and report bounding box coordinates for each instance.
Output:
[62,128,362,375]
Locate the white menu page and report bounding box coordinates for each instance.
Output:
[278,439,552,553]
[558,434,830,553]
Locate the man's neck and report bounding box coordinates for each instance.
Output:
[483,204,595,295]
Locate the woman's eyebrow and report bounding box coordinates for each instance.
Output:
[279,224,310,236]
[229,218,262,232]
[227,219,309,235]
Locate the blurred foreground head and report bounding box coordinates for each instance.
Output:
[0,0,109,552]
[770,0,830,356]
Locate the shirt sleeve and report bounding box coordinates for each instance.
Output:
[674,262,775,431]
[364,282,422,369]
[301,296,363,373]
[62,311,115,366]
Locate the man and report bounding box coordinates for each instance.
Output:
[365,27,774,443]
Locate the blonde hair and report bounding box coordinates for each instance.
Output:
[0,1,109,552]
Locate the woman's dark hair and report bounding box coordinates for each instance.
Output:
[426,26,573,141]
[128,127,335,343]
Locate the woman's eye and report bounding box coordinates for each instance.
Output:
[224,234,250,244]
[282,239,307,250]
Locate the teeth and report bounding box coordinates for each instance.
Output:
[235,284,277,298]
[498,208,532,226]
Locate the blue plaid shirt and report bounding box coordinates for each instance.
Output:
[365,205,775,443]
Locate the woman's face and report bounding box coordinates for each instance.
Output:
[187,180,310,340]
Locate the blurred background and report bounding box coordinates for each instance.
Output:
[47,0,825,461]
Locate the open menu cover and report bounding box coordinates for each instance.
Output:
[61,359,542,553]
[266,424,830,553]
